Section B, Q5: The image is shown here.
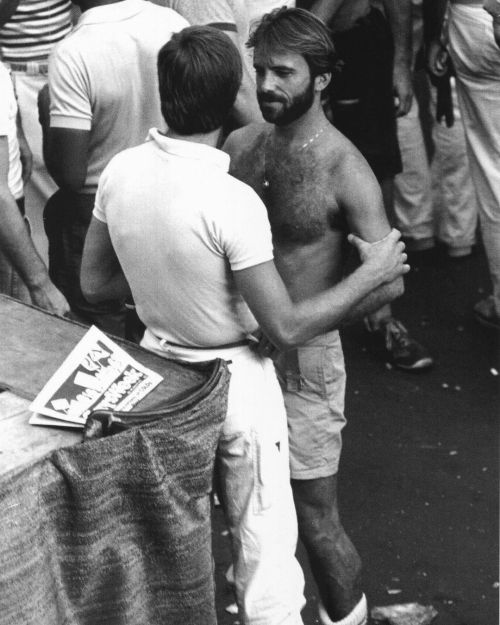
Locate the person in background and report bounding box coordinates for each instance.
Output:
[394,0,478,259]
[163,0,263,127]
[0,0,74,256]
[0,60,68,314]
[40,0,188,336]
[81,25,409,625]
[299,0,434,372]
[427,0,500,330]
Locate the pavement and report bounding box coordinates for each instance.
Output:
[212,244,499,625]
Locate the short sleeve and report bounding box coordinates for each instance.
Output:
[218,184,274,271]
[49,42,92,130]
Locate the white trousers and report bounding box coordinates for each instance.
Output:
[142,330,306,625]
[394,81,477,250]
[448,4,500,314]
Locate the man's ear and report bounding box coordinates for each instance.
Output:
[314,71,331,93]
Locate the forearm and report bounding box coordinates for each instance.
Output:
[0,187,51,289]
[422,0,449,44]
[308,0,345,24]
[383,0,412,69]
[80,267,130,304]
[270,263,388,349]
[341,277,404,326]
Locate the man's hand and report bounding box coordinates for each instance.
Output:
[427,40,449,77]
[28,279,71,316]
[248,328,280,360]
[484,0,500,47]
[348,228,410,284]
[393,63,413,116]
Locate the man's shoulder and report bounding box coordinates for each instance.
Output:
[323,123,374,178]
[224,122,268,157]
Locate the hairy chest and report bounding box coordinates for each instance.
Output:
[231,146,345,246]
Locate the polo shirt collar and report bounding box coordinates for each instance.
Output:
[148,128,230,172]
[77,0,144,27]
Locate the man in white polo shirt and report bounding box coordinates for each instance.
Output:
[41,0,187,335]
[80,26,409,625]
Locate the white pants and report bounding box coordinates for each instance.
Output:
[10,71,57,260]
[142,330,305,625]
[393,0,477,250]
[448,4,500,314]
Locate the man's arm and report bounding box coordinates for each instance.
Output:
[0,137,69,314]
[80,217,131,303]
[233,230,407,350]
[382,0,413,116]
[335,150,407,323]
[423,0,450,75]
[305,0,346,24]
[39,46,91,191]
[81,217,407,351]
[16,110,32,184]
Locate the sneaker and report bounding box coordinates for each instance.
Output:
[368,318,434,371]
[473,296,500,330]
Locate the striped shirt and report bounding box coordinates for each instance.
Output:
[0,0,72,62]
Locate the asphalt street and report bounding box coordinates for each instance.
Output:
[213,243,499,625]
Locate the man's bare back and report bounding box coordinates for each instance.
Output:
[225,120,389,302]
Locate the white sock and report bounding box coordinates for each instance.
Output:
[318,594,367,625]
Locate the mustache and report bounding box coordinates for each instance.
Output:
[257,92,287,104]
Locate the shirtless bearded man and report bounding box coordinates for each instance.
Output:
[224,8,406,625]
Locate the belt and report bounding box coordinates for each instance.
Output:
[158,337,252,351]
[7,60,48,75]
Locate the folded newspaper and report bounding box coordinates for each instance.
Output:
[29,326,163,428]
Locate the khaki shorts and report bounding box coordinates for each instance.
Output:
[275,330,346,480]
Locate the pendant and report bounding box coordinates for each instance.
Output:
[262,178,270,190]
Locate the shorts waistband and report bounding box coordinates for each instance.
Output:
[7,61,48,75]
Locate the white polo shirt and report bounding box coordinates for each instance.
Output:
[94,129,274,347]
[49,0,188,193]
[0,64,23,200]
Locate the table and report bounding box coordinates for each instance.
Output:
[0,295,230,625]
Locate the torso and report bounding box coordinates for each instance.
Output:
[229,124,349,300]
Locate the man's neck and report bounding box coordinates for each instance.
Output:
[272,100,329,148]
[163,128,222,148]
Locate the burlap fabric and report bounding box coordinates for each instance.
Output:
[0,359,230,625]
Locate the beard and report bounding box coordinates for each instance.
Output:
[257,78,315,126]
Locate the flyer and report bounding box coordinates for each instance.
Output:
[29,326,163,427]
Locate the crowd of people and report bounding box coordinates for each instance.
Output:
[0,1,498,625]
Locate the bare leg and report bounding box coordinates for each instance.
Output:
[291,475,362,622]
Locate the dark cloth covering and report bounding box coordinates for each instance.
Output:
[0,359,230,625]
[328,7,403,182]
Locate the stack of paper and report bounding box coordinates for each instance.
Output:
[29,326,162,428]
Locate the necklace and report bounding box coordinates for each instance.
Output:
[262,124,329,191]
